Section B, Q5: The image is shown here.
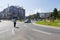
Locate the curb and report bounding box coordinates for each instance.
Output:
[32,23,60,30]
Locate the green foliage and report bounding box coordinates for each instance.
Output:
[58,11,60,18]
[37,12,40,19]
[52,8,58,19]
[36,19,60,27]
[29,15,34,19]
[28,14,38,20]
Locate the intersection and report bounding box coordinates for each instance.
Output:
[0,20,60,40]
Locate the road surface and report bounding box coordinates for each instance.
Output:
[0,20,60,40]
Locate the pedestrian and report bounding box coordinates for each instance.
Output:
[12,18,16,28]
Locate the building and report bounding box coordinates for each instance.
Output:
[37,12,51,19]
[0,6,25,20]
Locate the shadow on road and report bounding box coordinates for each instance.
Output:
[15,27,19,29]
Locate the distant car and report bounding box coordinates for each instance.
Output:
[24,19,31,23]
[0,20,1,22]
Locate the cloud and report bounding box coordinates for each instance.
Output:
[34,8,44,13]
[26,8,45,16]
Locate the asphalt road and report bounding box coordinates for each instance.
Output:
[0,20,60,40]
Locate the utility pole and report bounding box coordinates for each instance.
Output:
[7,4,9,19]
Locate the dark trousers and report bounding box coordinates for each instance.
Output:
[14,22,16,27]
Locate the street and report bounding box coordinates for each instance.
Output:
[0,20,60,40]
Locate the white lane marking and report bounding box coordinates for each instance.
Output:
[0,28,15,35]
[12,28,15,35]
[0,29,10,34]
[32,29,52,35]
[24,24,52,35]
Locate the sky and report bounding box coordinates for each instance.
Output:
[0,0,60,16]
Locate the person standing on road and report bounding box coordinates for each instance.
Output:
[12,18,16,27]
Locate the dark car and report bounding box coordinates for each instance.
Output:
[0,20,1,22]
[25,19,31,23]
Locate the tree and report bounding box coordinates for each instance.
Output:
[58,11,60,19]
[52,8,58,19]
[33,14,38,20]
[31,15,34,19]
[37,12,40,19]
[50,8,58,22]
[28,15,34,19]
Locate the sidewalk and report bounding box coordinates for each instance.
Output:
[33,23,60,30]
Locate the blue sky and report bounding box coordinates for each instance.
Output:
[0,0,60,16]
